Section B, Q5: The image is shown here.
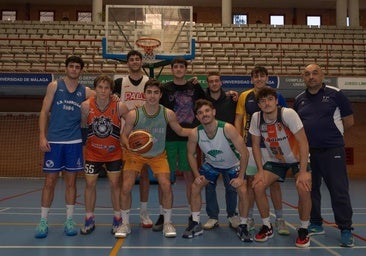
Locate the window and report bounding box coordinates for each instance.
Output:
[77,12,92,22]
[270,15,284,26]
[307,16,321,27]
[40,11,54,21]
[347,16,350,26]
[233,15,247,25]
[2,10,16,21]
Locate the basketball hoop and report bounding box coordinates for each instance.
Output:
[136,37,161,63]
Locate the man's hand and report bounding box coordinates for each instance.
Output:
[296,171,312,192]
[252,171,266,188]
[226,90,238,102]
[230,177,245,188]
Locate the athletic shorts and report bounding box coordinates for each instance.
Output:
[199,163,242,185]
[246,147,270,176]
[43,142,83,173]
[84,160,122,175]
[263,161,311,182]
[123,150,169,175]
[165,141,191,172]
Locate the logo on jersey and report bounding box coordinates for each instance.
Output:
[92,116,112,138]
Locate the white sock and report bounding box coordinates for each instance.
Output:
[163,208,172,224]
[140,202,148,212]
[192,211,200,223]
[121,210,130,224]
[66,205,74,219]
[41,207,50,220]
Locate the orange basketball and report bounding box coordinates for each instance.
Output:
[128,130,153,154]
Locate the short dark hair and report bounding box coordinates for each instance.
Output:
[206,71,221,81]
[251,65,268,77]
[65,56,84,69]
[93,74,114,90]
[194,99,214,114]
[171,57,188,68]
[255,87,278,103]
[127,50,143,61]
[144,78,163,93]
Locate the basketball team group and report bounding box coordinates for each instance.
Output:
[35,50,355,249]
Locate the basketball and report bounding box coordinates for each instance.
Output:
[128,130,153,154]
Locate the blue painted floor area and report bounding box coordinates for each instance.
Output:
[0,177,365,256]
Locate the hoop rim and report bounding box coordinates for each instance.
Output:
[135,37,161,53]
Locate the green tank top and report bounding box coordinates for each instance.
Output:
[134,104,168,157]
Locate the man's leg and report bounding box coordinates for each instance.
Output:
[222,172,240,229]
[203,182,220,230]
[115,170,137,238]
[139,165,152,228]
[80,173,98,235]
[295,172,311,248]
[253,171,278,242]
[107,170,122,234]
[63,171,78,236]
[155,173,176,238]
[35,172,58,238]
[269,182,289,235]
[182,176,207,238]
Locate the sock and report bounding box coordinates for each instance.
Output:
[159,205,164,215]
[192,211,200,223]
[121,210,130,224]
[114,211,121,218]
[300,220,310,229]
[275,209,283,220]
[262,217,271,228]
[240,217,248,225]
[66,205,74,219]
[140,202,148,212]
[163,208,172,224]
[41,207,50,220]
[248,208,254,219]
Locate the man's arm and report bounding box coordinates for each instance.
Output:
[342,114,354,131]
[39,81,57,152]
[120,110,136,149]
[166,108,191,137]
[224,123,248,180]
[80,100,90,128]
[85,86,95,99]
[234,113,244,136]
[186,128,200,179]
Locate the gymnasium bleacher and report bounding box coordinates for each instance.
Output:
[0,20,365,76]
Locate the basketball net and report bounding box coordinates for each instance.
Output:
[136,37,161,63]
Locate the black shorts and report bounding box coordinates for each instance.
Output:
[84,160,122,175]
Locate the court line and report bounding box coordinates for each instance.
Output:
[0,188,41,202]
[109,238,124,256]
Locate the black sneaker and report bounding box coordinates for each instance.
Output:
[152,214,164,232]
[296,228,310,248]
[237,224,253,242]
[254,224,274,242]
[182,221,203,239]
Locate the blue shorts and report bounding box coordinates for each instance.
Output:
[199,163,241,185]
[263,161,311,182]
[43,143,84,173]
[84,160,122,175]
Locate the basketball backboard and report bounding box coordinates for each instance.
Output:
[102,5,195,66]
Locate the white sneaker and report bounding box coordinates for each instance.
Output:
[228,215,240,229]
[163,223,176,238]
[275,218,290,235]
[115,223,131,238]
[140,210,153,228]
[203,219,219,230]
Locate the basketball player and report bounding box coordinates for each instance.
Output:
[183,99,251,242]
[249,87,312,248]
[80,75,129,235]
[113,50,153,228]
[234,65,289,235]
[35,56,95,238]
[115,79,190,239]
